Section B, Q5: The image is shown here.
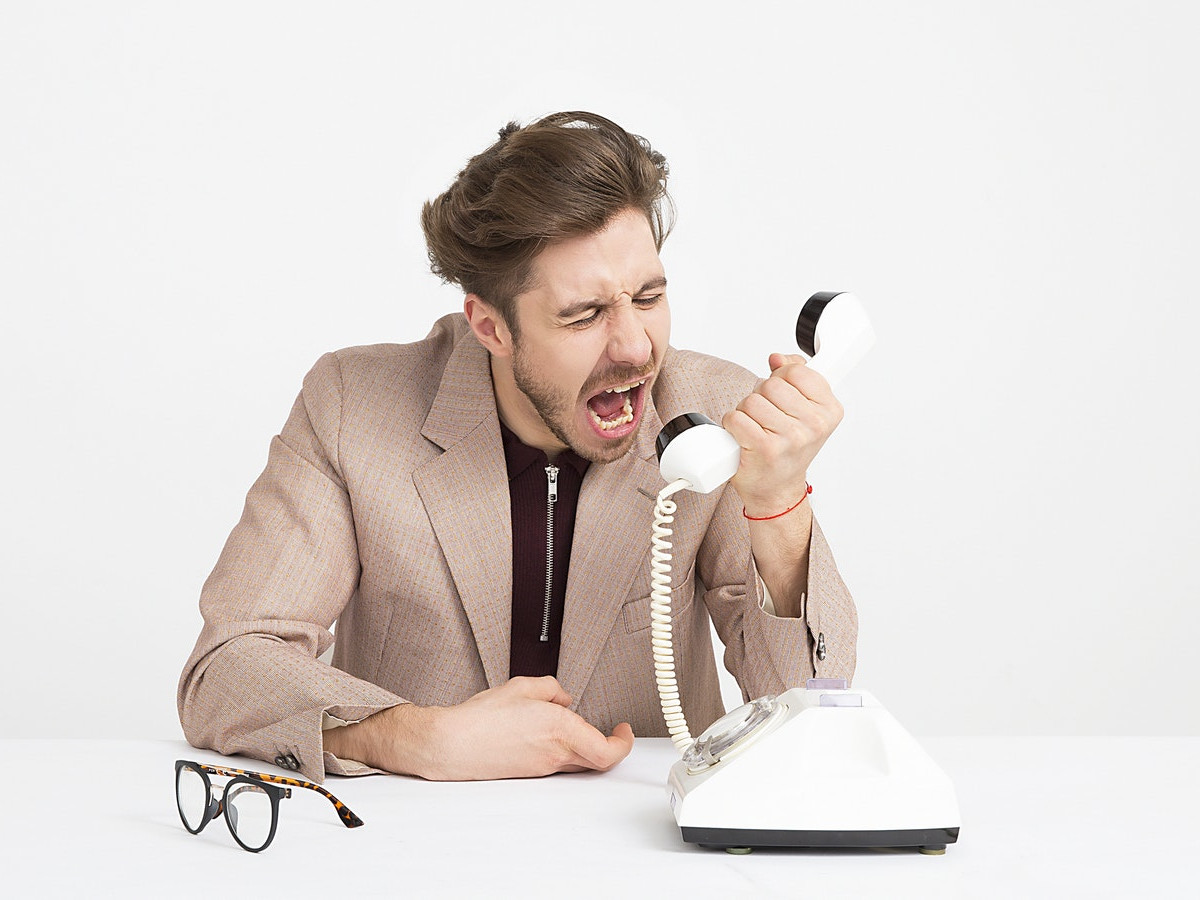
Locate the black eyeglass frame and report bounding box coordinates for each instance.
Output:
[174,759,364,853]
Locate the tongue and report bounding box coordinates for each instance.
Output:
[588,390,627,420]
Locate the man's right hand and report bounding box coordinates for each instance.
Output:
[322,676,635,781]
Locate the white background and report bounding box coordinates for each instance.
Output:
[2,1,1197,740]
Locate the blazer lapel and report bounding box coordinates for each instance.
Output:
[412,336,682,700]
[413,335,512,689]
[556,390,666,708]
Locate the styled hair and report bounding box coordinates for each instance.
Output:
[421,111,674,326]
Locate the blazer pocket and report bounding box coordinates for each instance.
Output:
[621,561,696,633]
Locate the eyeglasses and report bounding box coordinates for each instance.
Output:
[174,759,364,852]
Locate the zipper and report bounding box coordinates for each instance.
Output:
[540,465,559,642]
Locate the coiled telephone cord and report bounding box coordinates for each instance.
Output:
[650,478,695,753]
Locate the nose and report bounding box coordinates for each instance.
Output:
[606,295,652,368]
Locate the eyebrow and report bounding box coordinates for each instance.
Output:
[556,277,668,320]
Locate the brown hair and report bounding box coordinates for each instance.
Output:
[421,111,674,327]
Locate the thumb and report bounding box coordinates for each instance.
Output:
[611,722,635,745]
[769,352,809,372]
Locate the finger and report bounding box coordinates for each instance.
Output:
[735,390,796,436]
[561,717,634,771]
[770,361,836,404]
[610,722,635,750]
[722,408,768,447]
[758,380,843,439]
[557,722,635,773]
[595,722,635,771]
[515,675,574,708]
[758,370,817,413]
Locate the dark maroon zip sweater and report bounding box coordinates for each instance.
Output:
[500,422,590,678]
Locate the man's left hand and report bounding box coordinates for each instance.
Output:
[722,352,844,517]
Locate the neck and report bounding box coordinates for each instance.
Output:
[489,355,567,458]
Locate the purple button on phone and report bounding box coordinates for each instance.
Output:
[806,677,849,690]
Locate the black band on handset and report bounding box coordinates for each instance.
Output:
[655,413,718,462]
[796,291,843,357]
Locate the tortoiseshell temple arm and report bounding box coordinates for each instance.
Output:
[196,762,365,828]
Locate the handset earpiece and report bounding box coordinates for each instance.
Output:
[795,291,876,387]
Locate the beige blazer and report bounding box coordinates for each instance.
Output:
[178,314,857,781]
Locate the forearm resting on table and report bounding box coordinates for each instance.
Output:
[323,677,634,781]
[747,501,813,620]
[323,703,433,777]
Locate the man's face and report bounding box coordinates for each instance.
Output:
[505,208,670,464]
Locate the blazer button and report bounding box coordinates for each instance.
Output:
[274,755,287,767]
[816,632,827,661]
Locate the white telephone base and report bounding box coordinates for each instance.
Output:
[667,680,961,853]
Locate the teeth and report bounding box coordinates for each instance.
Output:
[590,392,635,431]
[603,379,647,395]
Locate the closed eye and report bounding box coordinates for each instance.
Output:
[568,308,602,328]
[564,292,664,329]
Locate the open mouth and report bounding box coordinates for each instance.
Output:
[585,379,647,436]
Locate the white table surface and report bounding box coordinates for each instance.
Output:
[1,736,1196,899]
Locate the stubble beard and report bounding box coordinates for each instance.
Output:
[510,343,642,465]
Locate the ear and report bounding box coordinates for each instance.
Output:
[464,294,515,358]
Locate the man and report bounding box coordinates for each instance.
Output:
[178,111,857,783]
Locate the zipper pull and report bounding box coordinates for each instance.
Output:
[541,465,560,645]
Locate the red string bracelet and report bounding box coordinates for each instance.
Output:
[743,483,813,521]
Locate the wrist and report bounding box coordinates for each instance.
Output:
[324,702,436,778]
[742,483,813,521]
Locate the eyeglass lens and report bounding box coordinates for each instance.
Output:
[225,783,274,850]
[176,764,209,832]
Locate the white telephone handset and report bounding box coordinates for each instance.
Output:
[655,291,875,495]
[649,291,875,750]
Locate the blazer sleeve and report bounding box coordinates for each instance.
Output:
[177,352,405,783]
[698,482,858,700]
